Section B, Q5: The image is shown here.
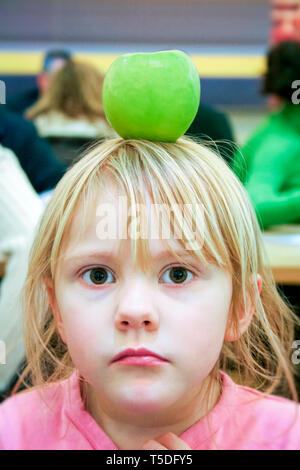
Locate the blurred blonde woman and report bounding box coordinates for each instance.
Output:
[26,61,116,142]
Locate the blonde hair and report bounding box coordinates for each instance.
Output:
[16,136,299,402]
[26,61,107,122]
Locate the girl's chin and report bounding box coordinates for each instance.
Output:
[111,385,179,414]
[117,397,171,414]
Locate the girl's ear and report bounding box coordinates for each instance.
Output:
[224,274,262,342]
[45,278,67,344]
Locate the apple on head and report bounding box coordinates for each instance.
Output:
[103,50,200,142]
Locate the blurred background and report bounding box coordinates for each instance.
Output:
[0,0,271,145]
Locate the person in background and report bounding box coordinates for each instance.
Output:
[0,144,44,400]
[26,61,115,140]
[7,49,72,116]
[25,61,116,165]
[186,99,235,165]
[270,0,300,45]
[0,105,65,193]
[232,40,300,230]
[268,0,300,110]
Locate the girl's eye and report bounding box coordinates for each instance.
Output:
[161,266,193,284]
[82,267,114,285]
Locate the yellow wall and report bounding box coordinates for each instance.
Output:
[0,51,266,78]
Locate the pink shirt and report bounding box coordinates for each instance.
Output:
[0,371,299,450]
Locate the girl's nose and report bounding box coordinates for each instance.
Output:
[114,278,159,332]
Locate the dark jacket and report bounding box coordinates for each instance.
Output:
[0,106,65,193]
[7,87,39,116]
[186,103,235,164]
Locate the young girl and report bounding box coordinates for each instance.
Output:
[0,136,299,450]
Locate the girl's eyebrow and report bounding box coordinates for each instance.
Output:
[64,249,195,265]
[64,250,119,264]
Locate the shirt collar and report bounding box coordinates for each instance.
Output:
[63,369,237,450]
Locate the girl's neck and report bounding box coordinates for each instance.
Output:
[81,373,222,450]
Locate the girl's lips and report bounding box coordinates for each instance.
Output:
[112,356,168,366]
[110,347,169,365]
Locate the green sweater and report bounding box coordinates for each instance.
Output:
[232,104,300,229]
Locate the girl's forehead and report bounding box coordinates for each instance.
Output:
[70,178,150,234]
[60,179,204,266]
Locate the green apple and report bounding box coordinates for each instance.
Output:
[102,50,200,142]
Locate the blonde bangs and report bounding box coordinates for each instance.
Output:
[46,137,241,277]
[74,138,247,270]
